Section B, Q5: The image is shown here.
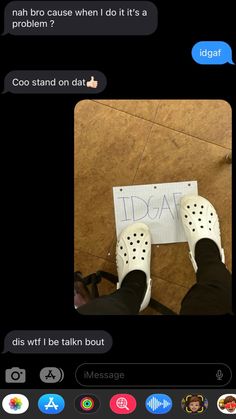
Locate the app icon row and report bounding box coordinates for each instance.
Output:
[1,393,236,415]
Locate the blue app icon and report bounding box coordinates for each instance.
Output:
[38,394,65,414]
[145,394,172,414]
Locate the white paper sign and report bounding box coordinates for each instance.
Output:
[113,181,198,244]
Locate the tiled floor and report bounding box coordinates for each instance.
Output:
[74,100,232,315]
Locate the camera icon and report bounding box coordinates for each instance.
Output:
[5,367,26,383]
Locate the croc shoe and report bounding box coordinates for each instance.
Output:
[180,195,225,272]
[116,223,152,311]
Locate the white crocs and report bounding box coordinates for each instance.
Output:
[116,223,152,311]
[180,195,225,272]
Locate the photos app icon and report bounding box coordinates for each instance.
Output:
[2,394,29,414]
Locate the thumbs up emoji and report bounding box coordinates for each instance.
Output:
[86,76,98,88]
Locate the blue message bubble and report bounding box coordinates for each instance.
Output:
[192,41,234,65]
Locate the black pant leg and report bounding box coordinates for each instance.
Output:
[77,270,146,315]
[181,239,232,315]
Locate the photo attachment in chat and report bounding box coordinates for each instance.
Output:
[0,0,236,416]
[74,99,232,316]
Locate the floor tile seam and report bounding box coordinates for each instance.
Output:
[153,123,232,150]
[131,121,156,184]
[74,247,115,263]
[91,100,158,126]
[74,247,190,290]
[91,100,231,150]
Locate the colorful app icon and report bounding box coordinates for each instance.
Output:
[145,394,172,414]
[110,394,137,414]
[217,394,236,414]
[38,394,65,414]
[181,394,208,414]
[2,394,29,414]
[75,395,100,413]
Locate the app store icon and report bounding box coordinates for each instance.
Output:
[38,394,65,414]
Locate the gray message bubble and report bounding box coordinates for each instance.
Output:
[4,70,106,94]
[4,330,113,354]
[4,1,158,36]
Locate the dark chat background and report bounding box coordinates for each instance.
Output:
[0,0,235,388]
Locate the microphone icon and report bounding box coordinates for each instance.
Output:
[216,369,223,381]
